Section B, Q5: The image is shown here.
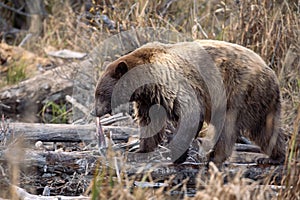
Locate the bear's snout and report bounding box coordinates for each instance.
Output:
[93,102,112,117]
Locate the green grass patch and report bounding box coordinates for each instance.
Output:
[6,60,26,84]
[39,101,71,124]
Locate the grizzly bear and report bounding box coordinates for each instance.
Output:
[93,40,286,165]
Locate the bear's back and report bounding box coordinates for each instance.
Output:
[141,40,268,73]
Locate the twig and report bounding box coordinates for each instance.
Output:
[269,24,282,68]
[0,2,32,17]
[65,95,90,116]
[66,95,131,125]
[114,157,121,183]
[160,0,178,17]
[0,102,10,109]
[18,33,32,47]
[194,19,208,39]
[100,113,131,125]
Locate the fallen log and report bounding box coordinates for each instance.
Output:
[0,59,95,123]
[0,139,284,197]
[0,147,283,186]
[5,122,264,155]
[229,151,267,163]
[12,185,90,200]
[0,149,100,196]
[126,155,285,186]
[1,149,99,174]
[7,122,137,143]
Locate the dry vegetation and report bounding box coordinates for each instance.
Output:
[0,0,299,199]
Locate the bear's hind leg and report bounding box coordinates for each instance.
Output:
[251,110,286,165]
[208,110,238,167]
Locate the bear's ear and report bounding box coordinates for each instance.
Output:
[114,61,128,78]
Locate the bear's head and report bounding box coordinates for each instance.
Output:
[92,45,165,117]
[93,60,129,117]
[92,49,149,117]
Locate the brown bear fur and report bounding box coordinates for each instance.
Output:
[94,40,286,165]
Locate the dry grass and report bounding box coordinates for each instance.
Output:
[1,0,299,199]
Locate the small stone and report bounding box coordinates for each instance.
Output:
[35,141,44,149]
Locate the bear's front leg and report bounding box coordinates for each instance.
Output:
[135,103,167,153]
[139,127,165,153]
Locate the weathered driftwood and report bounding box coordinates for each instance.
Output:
[7,122,137,142]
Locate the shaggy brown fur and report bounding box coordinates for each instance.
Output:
[94,40,286,165]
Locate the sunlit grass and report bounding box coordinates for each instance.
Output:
[6,59,26,84]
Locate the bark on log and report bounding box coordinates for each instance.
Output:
[7,122,137,142]
[7,123,263,153]
[229,151,267,163]
[126,156,284,186]
[0,128,284,197]
[0,147,283,186]
[1,149,99,174]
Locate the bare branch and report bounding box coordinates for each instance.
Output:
[0,2,32,17]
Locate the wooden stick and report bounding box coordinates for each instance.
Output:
[65,95,90,116]
[234,143,261,153]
